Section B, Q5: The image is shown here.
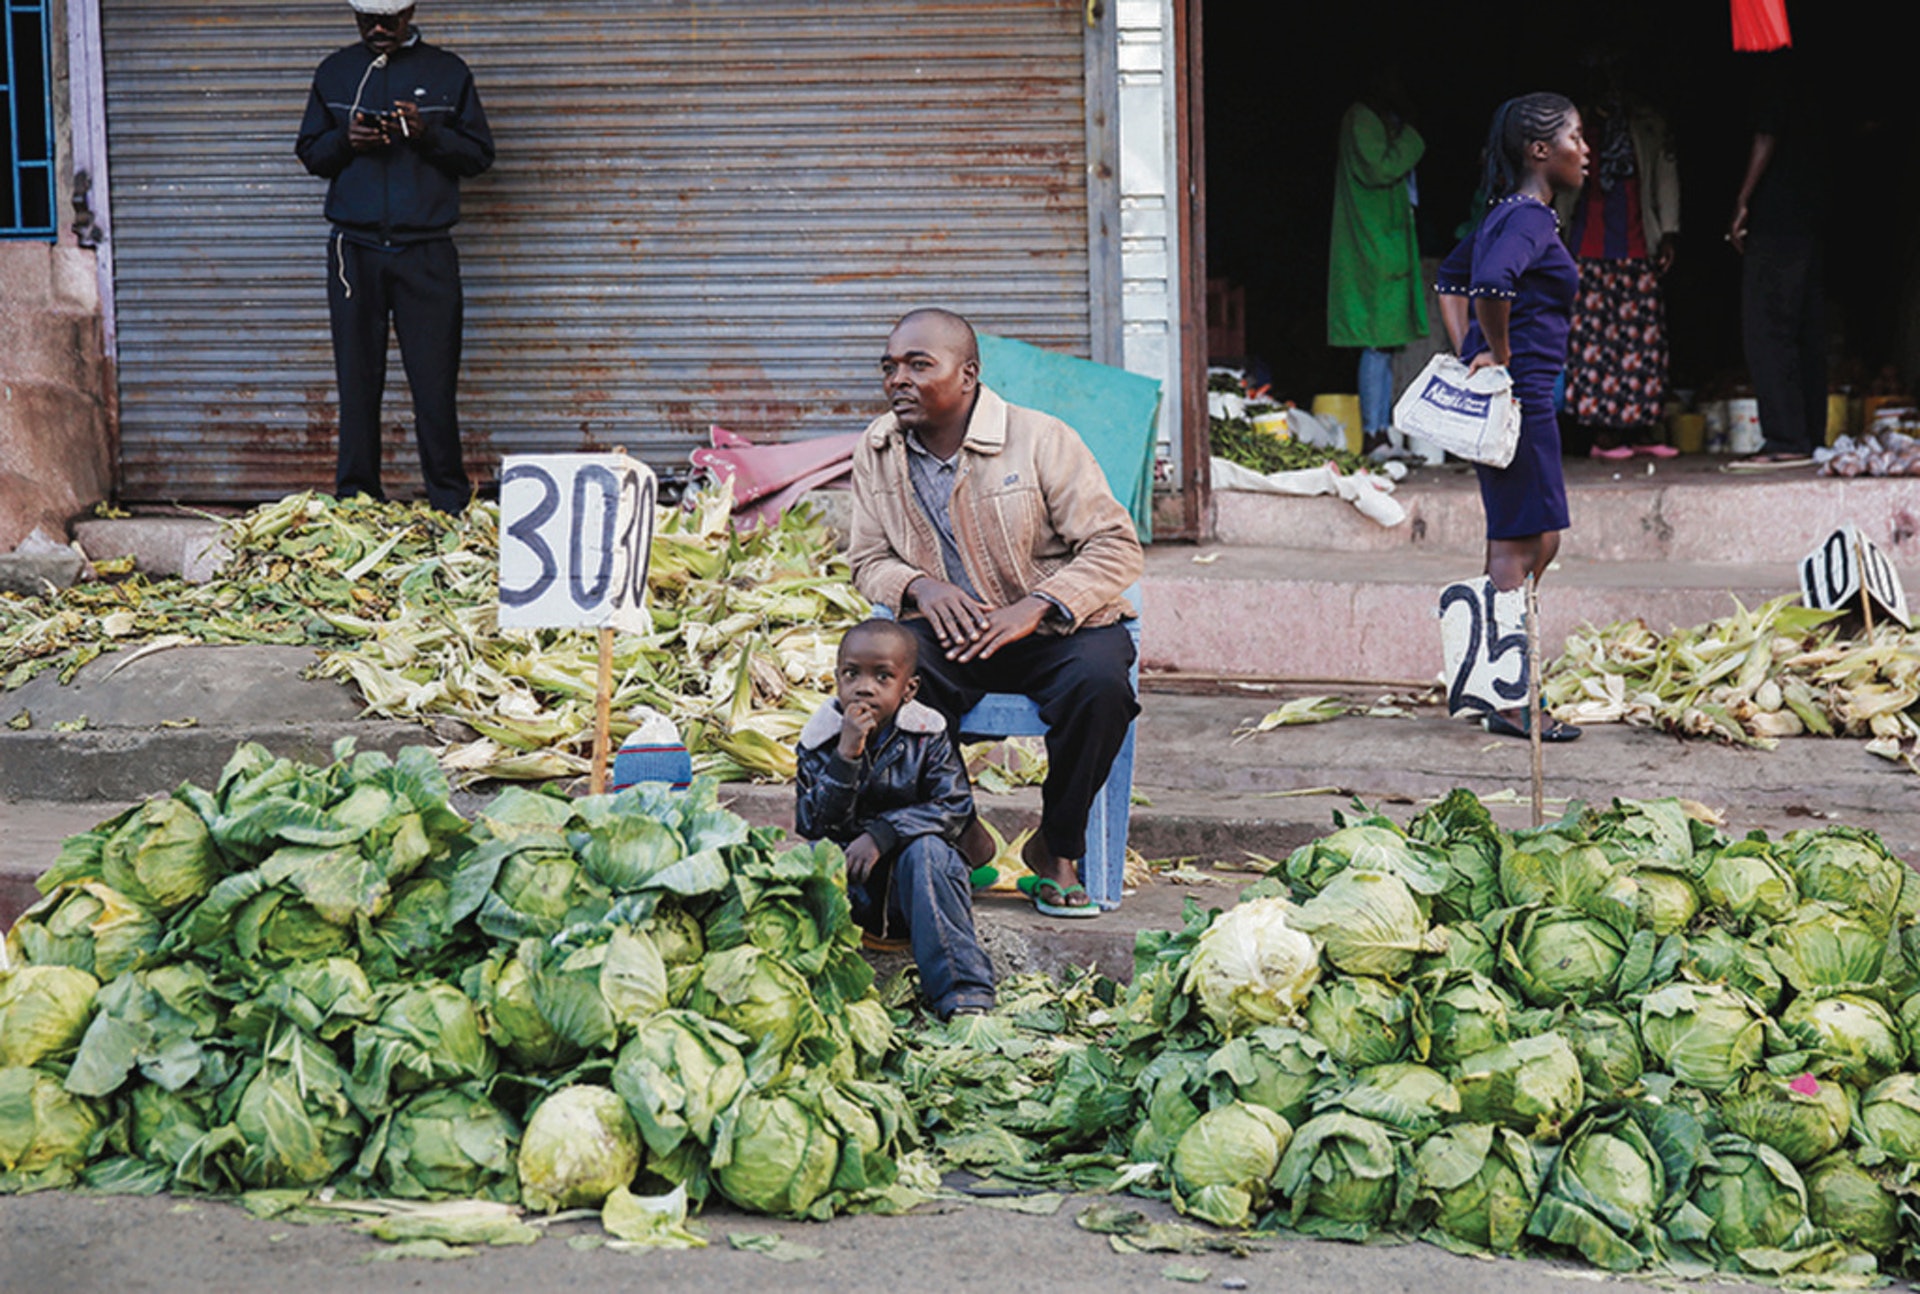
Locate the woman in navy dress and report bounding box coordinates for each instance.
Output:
[1437,92,1589,740]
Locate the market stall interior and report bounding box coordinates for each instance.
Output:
[1199,0,1920,452]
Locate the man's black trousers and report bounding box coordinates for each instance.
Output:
[900,618,1138,862]
[1741,232,1828,456]
[327,234,471,513]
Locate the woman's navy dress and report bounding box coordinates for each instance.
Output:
[1438,195,1580,539]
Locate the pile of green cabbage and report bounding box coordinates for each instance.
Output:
[889,791,1920,1281]
[0,741,920,1222]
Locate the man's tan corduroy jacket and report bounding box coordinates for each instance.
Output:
[848,385,1143,632]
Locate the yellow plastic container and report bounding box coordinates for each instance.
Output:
[1311,393,1364,455]
[1826,394,1849,444]
[1250,410,1292,442]
[1671,413,1706,454]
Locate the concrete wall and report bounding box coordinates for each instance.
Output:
[0,0,111,554]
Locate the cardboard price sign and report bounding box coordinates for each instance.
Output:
[1799,525,1910,629]
[498,454,656,633]
[1438,577,1532,719]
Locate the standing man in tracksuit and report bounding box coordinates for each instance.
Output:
[296,1,494,513]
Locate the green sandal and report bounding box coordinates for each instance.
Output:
[1028,877,1099,919]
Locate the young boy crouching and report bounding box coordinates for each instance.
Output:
[795,619,994,1019]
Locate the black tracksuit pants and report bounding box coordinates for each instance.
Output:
[901,618,1138,861]
[1741,232,1828,456]
[327,233,472,513]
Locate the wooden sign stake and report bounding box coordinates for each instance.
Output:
[591,625,614,795]
[1526,576,1544,829]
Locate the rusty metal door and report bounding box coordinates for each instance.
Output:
[102,0,1093,502]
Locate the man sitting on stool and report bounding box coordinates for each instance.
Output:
[848,308,1144,918]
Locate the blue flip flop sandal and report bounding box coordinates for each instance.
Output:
[1029,877,1099,919]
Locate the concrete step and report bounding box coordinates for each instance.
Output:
[1212,458,1920,564]
[1142,544,1800,684]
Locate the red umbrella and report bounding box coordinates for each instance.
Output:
[1731,0,1791,50]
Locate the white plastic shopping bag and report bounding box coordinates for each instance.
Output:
[1392,354,1521,468]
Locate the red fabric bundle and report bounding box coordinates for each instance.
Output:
[1730,0,1792,51]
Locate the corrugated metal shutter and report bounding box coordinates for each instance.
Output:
[102,0,1091,502]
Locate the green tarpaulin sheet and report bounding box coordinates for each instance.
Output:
[977,334,1161,543]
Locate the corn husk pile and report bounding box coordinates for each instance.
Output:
[1544,596,1920,772]
[0,490,866,783]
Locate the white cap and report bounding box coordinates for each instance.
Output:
[349,0,413,14]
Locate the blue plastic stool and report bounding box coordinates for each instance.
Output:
[874,586,1141,911]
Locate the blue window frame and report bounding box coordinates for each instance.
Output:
[2,0,55,238]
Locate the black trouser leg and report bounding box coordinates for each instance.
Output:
[391,238,471,513]
[1743,233,1825,455]
[328,235,392,501]
[902,617,1137,861]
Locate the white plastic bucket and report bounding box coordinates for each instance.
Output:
[1727,398,1764,455]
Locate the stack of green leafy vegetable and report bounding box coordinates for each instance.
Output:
[0,741,927,1225]
[887,791,1920,1281]
[0,490,866,783]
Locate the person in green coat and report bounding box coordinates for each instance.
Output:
[1328,74,1427,445]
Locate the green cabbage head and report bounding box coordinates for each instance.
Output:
[1304,975,1409,1069]
[1273,1112,1401,1237]
[367,1084,519,1201]
[1859,1073,1920,1163]
[0,1066,104,1191]
[1408,1122,1543,1254]
[1290,870,1443,980]
[1181,898,1321,1034]
[1454,1033,1585,1141]
[1803,1153,1901,1252]
[1559,1007,1645,1099]
[715,1088,840,1217]
[1525,1107,1666,1272]
[1720,1071,1851,1167]
[1779,993,1902,1087]
[0,965,99,1069]
[517,1084,642,1212]
[1700,842,1798,927]
[1169,1101,1292,1227]
[1423,974,1513,1067]
[1692,1134,1811,1257]
[1204,1026,1332,1127]
[1501,908,1626,1007]
[1638,982,1766,1092]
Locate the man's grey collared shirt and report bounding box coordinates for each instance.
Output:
[904,432,983,600]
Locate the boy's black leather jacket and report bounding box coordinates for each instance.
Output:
[795,699,973,857]
[295,32,494,243]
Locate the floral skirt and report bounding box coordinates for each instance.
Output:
[1564,258,1668,431]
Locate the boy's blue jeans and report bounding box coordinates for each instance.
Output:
[851,836,996,1019]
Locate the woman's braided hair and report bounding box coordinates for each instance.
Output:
[1481,92,1577,205]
